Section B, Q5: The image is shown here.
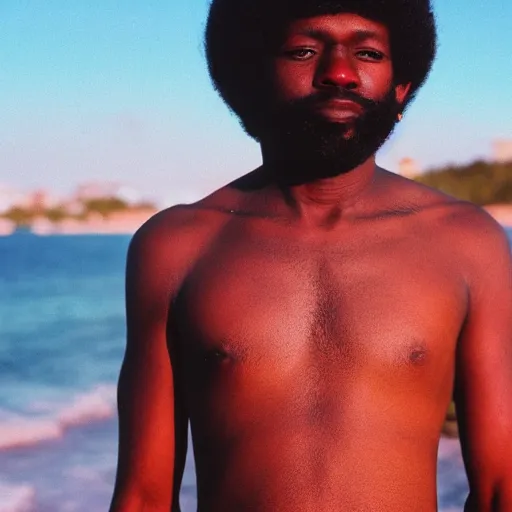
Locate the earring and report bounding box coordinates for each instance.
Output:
[397,113,403,122]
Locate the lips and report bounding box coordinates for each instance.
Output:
[315,99,363,122]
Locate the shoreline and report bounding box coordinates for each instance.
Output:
[483,204,512,227]
[1,204,511,237]
[2,208,158,236]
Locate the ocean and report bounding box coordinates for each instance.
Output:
[1,229,511,512]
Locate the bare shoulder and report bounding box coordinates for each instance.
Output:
[418,190,509,259]
[439,200,509,241]
[127,197,233,295]
[380,169,507,235]
[379,169,510,262]
[442,202,511,285]
[131,203,216,254]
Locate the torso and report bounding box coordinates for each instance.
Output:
[168,172,470,511]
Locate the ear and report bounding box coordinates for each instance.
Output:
[395,82,412,106]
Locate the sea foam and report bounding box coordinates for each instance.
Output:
[0,384,116,450]
[0,482,36,512]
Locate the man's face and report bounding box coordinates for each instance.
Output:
[257,13,410,174]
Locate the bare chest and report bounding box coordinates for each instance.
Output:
[175,225,467,377]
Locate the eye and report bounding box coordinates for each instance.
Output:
[356,49,385,62]
[284,48,316,61]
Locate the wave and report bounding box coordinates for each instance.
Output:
[438,437,463,460]
[0,482,36,512]
[0,384,116,451]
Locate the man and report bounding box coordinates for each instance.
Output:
[110,0,512,510]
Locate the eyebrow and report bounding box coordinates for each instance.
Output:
[294,28,386,45]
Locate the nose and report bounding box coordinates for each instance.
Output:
[315,50,360,90]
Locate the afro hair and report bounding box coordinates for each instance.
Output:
[205,0,437,135]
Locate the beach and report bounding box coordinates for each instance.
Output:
[0,203,510,239]
[1,230,510,511]
[484,204,512,227]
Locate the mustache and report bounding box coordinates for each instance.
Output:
[289,89,378,111]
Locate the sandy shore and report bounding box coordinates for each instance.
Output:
[30,208,158,235]
[1,203,511,236]
[0,218,16,236]
[483,204,512,227]
[32,203,511,234]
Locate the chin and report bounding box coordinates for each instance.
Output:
[322,120,356,138]
[341,127,356,140]
[332,127,356,142]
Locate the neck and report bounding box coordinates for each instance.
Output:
[260,146,377,222]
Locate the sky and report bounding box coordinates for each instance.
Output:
[1,0,511,206]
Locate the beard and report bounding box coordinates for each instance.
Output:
[256,86,402,181]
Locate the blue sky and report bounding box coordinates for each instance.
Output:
[1,0,511,205]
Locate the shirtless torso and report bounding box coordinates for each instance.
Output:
[109,168,512,511]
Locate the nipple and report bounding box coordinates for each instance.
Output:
[409,347,427,366]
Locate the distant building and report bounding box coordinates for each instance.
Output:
[17,189,61,211]
[0,185,25,213]
[0,218,15,236]
[74,182,119,201]
[61,200,86,216]
[398,158,421,179]
[29,190,49,211]
[114,185,143,206]
[493,139,512,164]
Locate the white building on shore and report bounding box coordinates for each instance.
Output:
[0,218,15,236]
[398,158,421,179]
[0,185,26,214]
[493,139,512,164]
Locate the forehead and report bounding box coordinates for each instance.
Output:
[282,13,390,44]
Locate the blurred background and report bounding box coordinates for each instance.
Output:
[0,0,511,510]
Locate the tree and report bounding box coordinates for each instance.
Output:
[415,161,512,205]
[83,197,129,217]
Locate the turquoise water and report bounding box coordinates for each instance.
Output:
[0,230,510,511]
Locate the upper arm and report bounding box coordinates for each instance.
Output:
[110,215,189,511]
[454,216,512,498]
